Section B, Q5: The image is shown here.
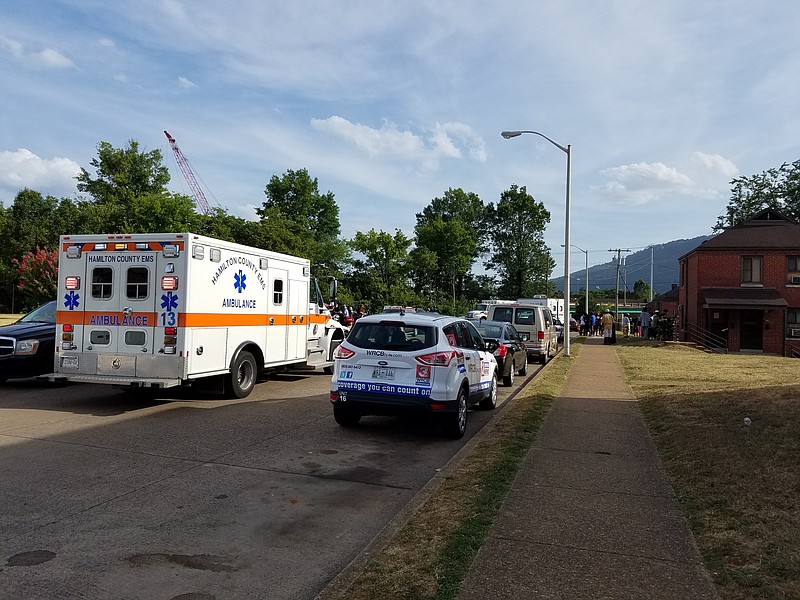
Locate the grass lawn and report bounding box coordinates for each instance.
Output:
[334,342,577,600]
[616,338,800,600]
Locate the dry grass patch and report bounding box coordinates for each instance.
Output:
[616,343,800,600]
[337,343,577,600]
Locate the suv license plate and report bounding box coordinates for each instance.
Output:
[372,367,395,380]
[60,355,79,369]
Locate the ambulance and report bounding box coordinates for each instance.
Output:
[43,233,347,398]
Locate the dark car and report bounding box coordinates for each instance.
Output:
[470,319,528,386]
[0,300,57,383]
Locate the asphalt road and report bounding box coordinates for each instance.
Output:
[0,364,537,600]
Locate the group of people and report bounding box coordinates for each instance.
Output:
[330,304,367,326]
[577,308,666,344]
[578,311,617,338]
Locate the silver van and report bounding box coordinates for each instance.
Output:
[487,303,559,364]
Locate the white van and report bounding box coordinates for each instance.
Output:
[487,302,558,364]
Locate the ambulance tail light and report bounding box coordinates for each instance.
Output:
[66,245,82,258]
[163,329,178,354]
[163,244,180,258]
[65,276,81,290]
[61,324,75,348]
[162,276,179,291]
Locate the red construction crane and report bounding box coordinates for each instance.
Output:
[164,130,213,215]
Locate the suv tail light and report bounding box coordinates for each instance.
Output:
[334,345,355,360]
[416,350,458,366]
[494,344,508,358]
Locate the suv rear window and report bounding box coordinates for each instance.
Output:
[348,322,437,351]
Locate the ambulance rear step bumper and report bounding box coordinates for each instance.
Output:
[39,373,182,388]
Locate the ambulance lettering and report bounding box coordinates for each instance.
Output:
[89,314,151,326]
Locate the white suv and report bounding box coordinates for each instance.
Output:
[329,312,498,439]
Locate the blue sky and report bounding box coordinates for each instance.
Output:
[2,1,799,279]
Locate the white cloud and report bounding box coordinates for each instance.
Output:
[0,149,81,199]
[36,48,74,68]
[310,116,486,170]
[178,75,196,89]
[595,153,738,206]
[1,36,74,69]
[689,152,738,178]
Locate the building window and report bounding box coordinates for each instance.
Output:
[788,256,800,284]
[788,309,800,337]
[741,256,763,284]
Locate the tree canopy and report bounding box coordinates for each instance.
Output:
[258,168,348,275]
[485,184,554,298]
[715,159,800,229]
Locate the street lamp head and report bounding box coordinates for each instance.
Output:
[501,131,522,139]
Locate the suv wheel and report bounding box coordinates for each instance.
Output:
[443,386,468,439]
[481,374,498,409]
[333,404,361,427]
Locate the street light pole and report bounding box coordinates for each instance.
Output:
[502,130,571,356]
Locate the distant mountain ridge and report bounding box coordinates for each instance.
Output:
[550,234,713,295]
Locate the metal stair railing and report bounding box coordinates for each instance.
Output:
[684,322,728,353]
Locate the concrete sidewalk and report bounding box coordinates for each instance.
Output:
[458,337,720,600]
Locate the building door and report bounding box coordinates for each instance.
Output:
[707,309,729,350]
[740,310,763,350]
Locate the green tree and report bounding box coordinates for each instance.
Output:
[77,140,170,205]
[485,184,554,298]
[715,159,800,229]
[347,229,415,309]
[414,188,486,301]
[76,140,199,233]
[0,189,85,310]
[257,169,348,274]
[632,279,652,301]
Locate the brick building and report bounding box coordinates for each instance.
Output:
[678,208,800,355]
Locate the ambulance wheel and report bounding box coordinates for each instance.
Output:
[227,351,257,399]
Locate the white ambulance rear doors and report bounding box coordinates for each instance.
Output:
[64,239,176,373]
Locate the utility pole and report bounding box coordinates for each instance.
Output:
[609,248,631,327]
[650,246,654,302]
